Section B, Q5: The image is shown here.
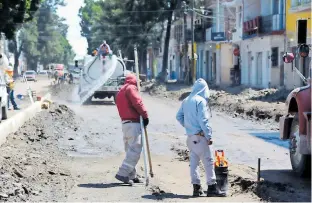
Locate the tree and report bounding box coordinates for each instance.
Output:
[17,0,75,71]
[0,0,40,39]
[157,0,186,82]
[8,36,24,76]
[79,0,165,74]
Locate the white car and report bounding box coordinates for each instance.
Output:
[24,70,37,82]
[38,70,48,75]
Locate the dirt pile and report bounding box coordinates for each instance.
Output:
[170,146,190,161]
[0,103,78,202]
[144,82,289,123]
[170,144,309,202]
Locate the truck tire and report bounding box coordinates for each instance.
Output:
[289,114,311,177]
[2,105,8,120]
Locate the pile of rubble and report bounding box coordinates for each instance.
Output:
[0,104,77,202]
[144,82,290,123]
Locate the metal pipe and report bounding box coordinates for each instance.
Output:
[257,158,261,182]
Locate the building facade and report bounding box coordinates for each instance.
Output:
[284,0,311,89]
[225,0,286,89]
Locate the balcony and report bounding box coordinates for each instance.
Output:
[243,14,285,39]
[259,14,285,34]
[290,0,311,13]
[243,16,260,39]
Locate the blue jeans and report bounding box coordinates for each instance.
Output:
[7,87,18,109]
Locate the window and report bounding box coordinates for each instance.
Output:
[297,19,307,44]
[238,6,242,27]
[272,0,279,15]
[291,0,298,7]
[271,47,279,67]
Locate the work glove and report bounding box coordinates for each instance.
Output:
[143,118,149,127]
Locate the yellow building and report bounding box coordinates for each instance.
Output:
[286,0,311,44]
[284,0,311,89]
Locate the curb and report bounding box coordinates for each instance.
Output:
[0,93,51,147]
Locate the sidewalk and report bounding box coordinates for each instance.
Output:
[7,75,52,118]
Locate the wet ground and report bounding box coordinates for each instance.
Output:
[0,84,310,202]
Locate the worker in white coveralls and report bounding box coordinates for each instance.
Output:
[115,73,149,185]
[176,78,225,197]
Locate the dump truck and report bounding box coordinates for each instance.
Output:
[279,52,311,177]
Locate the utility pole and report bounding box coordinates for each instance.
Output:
[191,0,195,84]
[216,0,221,85]
[182,1,189,85]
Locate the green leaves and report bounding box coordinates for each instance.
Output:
[0,0,40,39]
[79,0,167,58]
[18,0,75,69]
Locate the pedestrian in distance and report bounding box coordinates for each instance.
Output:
[115,73,149,185]
[4,65,20,110]
[176,78,225,197]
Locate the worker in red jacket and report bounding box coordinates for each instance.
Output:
[115,73,149,185]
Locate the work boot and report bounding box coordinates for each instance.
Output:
[193,184,203,197]
[132,177,143,183]
[115,174,133,186]
[207,183,226,197]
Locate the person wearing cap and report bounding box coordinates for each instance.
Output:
[176,78,224,197]
[4,65,20,110]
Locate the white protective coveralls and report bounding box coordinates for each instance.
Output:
[176,78,216,186]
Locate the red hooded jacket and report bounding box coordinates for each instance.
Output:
[116,74,148,122]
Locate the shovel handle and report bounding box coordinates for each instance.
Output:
[144,127,154,177]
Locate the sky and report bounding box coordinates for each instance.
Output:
[57,0,88,59]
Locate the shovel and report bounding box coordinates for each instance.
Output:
[144,127,154,178]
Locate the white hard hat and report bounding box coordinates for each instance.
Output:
[7,65,13,72]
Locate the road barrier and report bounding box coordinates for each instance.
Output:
[0,93,51,146]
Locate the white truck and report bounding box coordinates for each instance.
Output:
[0,53,9,121]
[78,53,128,104]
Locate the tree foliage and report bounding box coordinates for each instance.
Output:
[79,0,167,74]
[15,0,75,71]
[0,0,41,39]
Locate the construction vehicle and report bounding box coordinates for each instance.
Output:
[91,58,128,104]
[0,53,8,121]
[78,49,129,105]
[279,50,311,177]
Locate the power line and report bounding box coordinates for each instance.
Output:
[5,9,180,13]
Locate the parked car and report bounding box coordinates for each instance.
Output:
[24,70,37,82]
[38,70,48,75]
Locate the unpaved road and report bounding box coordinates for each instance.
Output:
[0,85,310,202]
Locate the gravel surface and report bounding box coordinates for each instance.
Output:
[0,103,76,202]
[143,81,290,125]
[0,82,310,202]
